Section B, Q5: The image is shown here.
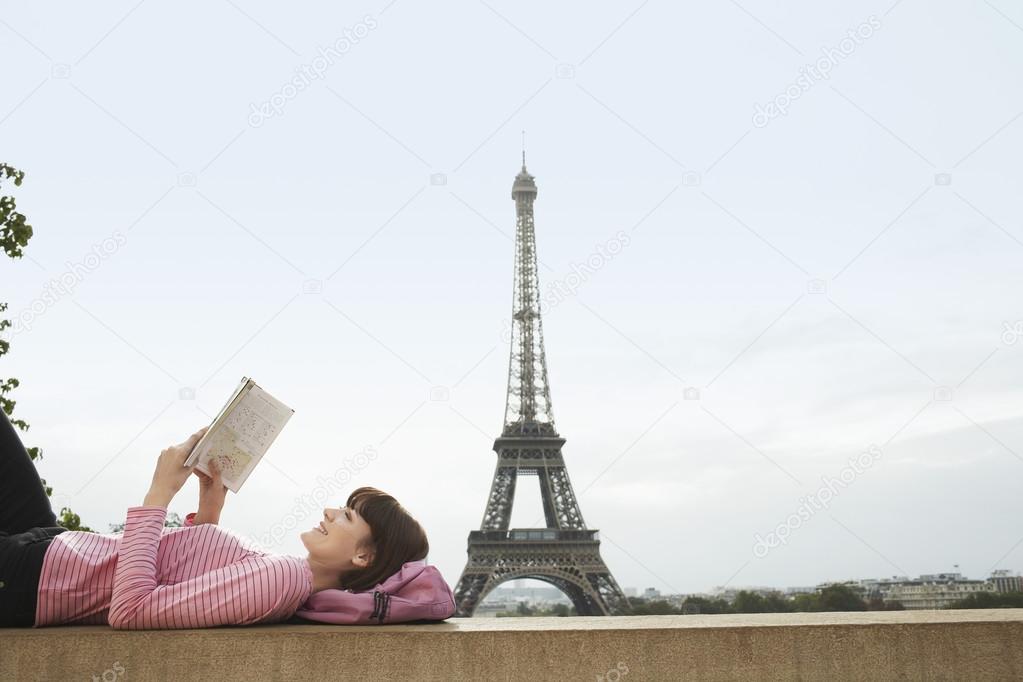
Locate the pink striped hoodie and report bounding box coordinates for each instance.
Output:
[34,505,313,629]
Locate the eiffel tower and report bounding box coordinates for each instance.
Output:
[452,153,631,617]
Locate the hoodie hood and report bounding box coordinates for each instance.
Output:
[291,560,456,625]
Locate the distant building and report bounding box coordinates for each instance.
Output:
[473,601,509,618]
[480,585,573,609]
[643,587,662,600]
[710,586,778,602]
[882,574,992,610]
[856,576,912,601]
[664,594,687,608]
[990,570,1023,593]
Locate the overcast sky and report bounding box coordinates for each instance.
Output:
[2,0,1022,599]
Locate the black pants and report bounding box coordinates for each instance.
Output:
[0,409,67,627]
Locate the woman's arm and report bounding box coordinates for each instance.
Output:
[144,427,207,506]
[109,427,312,629]
[109,505,311,629]
[189,508,219,525]
[144,427,221,527]
[191,458,227,525]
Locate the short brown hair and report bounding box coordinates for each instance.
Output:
[339,486,429,592]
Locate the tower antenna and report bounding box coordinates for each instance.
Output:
[521,130,526,168]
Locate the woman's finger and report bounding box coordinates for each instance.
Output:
[207,460,227,490]
[181,426,209,451]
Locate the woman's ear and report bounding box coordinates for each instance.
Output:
[352,548,374,569]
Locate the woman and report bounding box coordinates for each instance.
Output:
[0,410,432,629]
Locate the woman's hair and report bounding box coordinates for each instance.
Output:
[339,486,429,592]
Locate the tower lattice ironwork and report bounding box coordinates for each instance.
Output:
[452,155,631,617]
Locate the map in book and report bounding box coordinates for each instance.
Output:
[185,377,294,493]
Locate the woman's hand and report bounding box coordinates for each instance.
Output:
[192,457,228,524]
[143,427,208,507]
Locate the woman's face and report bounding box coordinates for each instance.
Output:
[300,505,375,570]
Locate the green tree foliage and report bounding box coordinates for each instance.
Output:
[630,584,877,616]
[816,583,867,611]
[108,512,183,534]
[489,586,1018,617]
[678,596,733,615]
[733,590,795,613]
[0,163,33,258]
[57,507,93,533]
[495,601,577,617]
[785,584,868,612]
[790,593,818,612]
[947,591,1023,609]
[550,603,572,617]
[867,596,904,611]
[1,163,91,532]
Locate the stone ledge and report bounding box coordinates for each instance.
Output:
[3,609,1023,681]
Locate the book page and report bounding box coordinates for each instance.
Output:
[192,383,294,492]
[186,377,251,465]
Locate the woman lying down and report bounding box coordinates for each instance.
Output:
[0,414,455,629]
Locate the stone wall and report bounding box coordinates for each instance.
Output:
[3,609,1022,681]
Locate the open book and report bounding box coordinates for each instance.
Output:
[184,377,294,493]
